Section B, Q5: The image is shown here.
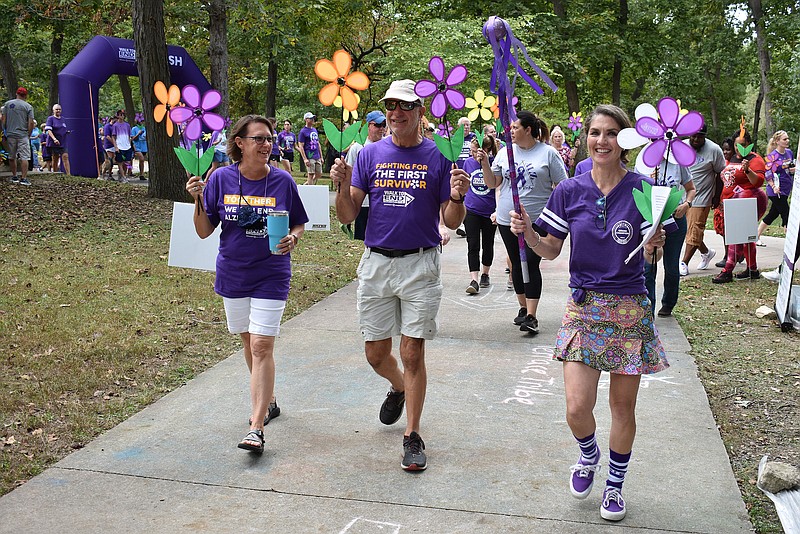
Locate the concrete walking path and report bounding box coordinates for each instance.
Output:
[0,228,782,533]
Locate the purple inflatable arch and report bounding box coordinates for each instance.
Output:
[58,35,211,178]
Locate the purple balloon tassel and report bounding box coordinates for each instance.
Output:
[484,16,558,284]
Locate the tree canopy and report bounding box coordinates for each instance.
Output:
[2,0,797,195]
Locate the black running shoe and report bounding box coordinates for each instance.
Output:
[513,307,527,325]
[519,314,539,333]
[734,268,760,280]
[401,431,427,471]
[465,280,479,294]
[379,389,405,425]
[479,274,490,287]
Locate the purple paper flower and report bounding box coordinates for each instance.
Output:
[169,85,225,141]
[568,112,582,132]
[414,57,468,119]
[636,97,703,168]
[134,112,144,124]
[436,123,453,137]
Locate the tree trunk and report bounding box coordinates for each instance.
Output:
[753,87,763,150]
[243,59,256,112]
[208,0,229,121]
[265,59,277,117]
[119,75,136,120]
[132,0,189,201]
[552,0,580,116]
[49,24,64,110]
[0,50,17,101]
[749,0,773,135]
[611,0,627,106]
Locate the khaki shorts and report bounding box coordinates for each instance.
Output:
[306,158,322,175]
[356,247,442,341]
[7,136,31,160]
[685,206,711,247]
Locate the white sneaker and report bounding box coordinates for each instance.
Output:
[697,248,716,270]
[679,261,689,276]
[763,268,781,283]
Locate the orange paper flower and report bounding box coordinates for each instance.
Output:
[154,81,181,137]
[314,50,370,112]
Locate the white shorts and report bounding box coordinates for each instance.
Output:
[223,297,286,337]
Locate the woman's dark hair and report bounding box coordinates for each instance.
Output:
[537,117,550,143]
[585,104,632,164]
[516,111,541,139]
[721,137,734,150]
[472,134,499,157]
[227,115,273,162]
[732,130,752,145]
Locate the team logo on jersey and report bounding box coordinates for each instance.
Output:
[611,220,634,245]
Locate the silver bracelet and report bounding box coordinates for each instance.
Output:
[530,231,542,249]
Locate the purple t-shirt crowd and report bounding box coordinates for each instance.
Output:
[352,137,451,250]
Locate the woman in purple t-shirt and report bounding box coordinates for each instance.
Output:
[463,135,499,294]
[757,130,795,244]
[186,115,309,454]
[510,105,669,523]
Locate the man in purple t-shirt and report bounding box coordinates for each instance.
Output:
[297,112,321,185]
[331,79,469,472]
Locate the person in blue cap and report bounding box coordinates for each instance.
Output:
[344,110,387,240]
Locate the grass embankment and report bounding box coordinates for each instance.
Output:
[0,173,362,494]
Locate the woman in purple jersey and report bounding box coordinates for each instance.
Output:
[463,135,499,294]
[510,105,668,523]
[186,115,309,454]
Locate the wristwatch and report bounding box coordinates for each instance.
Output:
[685,200,693,208]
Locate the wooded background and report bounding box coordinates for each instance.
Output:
[2,0,797,198]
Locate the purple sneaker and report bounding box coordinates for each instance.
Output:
[600,487,626,521]
[569,459,601,499]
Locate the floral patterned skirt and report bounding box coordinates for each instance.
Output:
[554,291,669,375]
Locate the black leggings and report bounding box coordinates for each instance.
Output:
[762,196,790,227]
[498,224,544,299]
[464,211,497,272]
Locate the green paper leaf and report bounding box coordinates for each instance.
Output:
[474,131,484,149]
[632,186,653,224]
[355,122,369,145]
[197,144,214,176]
[322,119,344,151]
[174,144,200,176]
[450,124,465,159]
[433,133,455,162]
[495,119,502,136]
[736,143,754,158]
[323,119,361,152]
[660,187,684,223]
[341,121,361,149]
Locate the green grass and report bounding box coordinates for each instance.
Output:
[0,173,362,493]
[676,275,799,533]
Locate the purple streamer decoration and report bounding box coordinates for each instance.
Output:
[483,16,558,284]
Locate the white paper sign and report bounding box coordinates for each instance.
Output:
[167,185,330,272]
[297,185,330,231]
[167,202,221,272]
[722,197,758,245]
